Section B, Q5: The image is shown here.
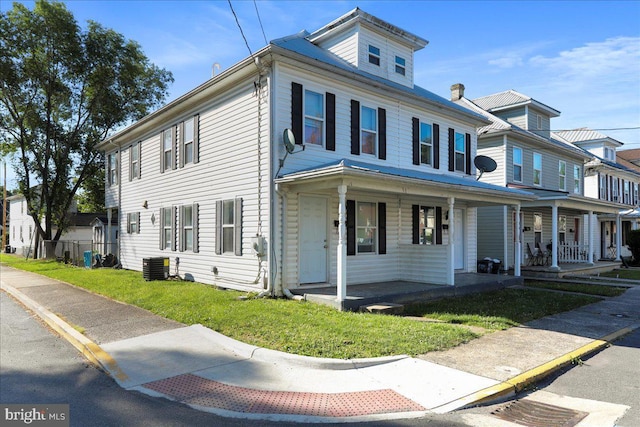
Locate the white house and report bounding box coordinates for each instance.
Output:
[7,194,36,257]
[97,9,535,305]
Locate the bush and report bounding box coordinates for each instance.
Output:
[625,229,640,264]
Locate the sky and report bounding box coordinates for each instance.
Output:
[2,0,640,190]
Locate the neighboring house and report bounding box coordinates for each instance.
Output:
[96,8,534,302]
[91,215,118,256]
[554,128,640,259]
[452,85,622,272]
[7,194,36,257]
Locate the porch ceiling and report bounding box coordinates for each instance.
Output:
[276,159,536,207]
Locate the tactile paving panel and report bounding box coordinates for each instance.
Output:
[144,373,425,417]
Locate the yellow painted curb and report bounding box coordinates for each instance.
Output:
[432,325,637,413]
[1,281,128,382]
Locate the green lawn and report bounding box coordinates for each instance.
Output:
[524,280,629,297]
[0,254,603,358]
[599,269,640,280]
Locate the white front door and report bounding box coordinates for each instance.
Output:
[299,196,328,284]
[454,209,464,269]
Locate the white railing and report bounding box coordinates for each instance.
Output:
[558,242,589,263]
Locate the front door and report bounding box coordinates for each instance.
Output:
[299,196,328,284]
[454,209,464,269]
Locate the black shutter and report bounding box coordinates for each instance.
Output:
[378,202,386,254]
[465,133,472,175]
[291,82,303,145]
[378,108,386,160]
[433,123,440,169]
[597,173,602,198]
[448,128,455,172]
[412,118,420,165]
[412,204,420,244]
[436,206,443,244]
[326,92,336,151]
[347,200,356,255]
[350,100,360,155]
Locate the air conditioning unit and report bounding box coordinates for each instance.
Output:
[143,257,169,281]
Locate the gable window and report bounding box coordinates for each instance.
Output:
[304,90,324,145]
[533,153,542,186]
[180,204,198,252]
[162,128,174,172]
[513,147,522,182]
[129,142,140,181]
[395,56,406,76]
[454,132,465,172]
[368,45,380,66]
[126,212,140,234]
[361,106,377,155]
[108,152,118,186]
[536,114,542,130]
[559,160,566,191]
[356,202,377,253]
[420,122,433,165]
[160,206,175,250]
[216,198,242,256]
[573,165,581,194]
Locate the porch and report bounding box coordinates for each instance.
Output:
[519,260,621,279]
[289,272,523,311]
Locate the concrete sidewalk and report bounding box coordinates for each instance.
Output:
[1,264,639,423]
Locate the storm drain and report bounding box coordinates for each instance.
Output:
[491,399,588,427]
[143,373,425,417]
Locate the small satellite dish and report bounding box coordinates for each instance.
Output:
[283,128,296,154]
[474,155,497,180]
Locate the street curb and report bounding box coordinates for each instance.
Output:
[0,281,129,383]
[431,325,638,414]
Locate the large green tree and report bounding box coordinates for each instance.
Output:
[0,0,172,257]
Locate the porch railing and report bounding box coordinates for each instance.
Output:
[558,242,589,263]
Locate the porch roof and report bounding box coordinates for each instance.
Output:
[512,186,623,214]
[276,159,536,206]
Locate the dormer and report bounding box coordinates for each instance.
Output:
[553,128,623,162]
[472,90,560,139]
[307,8,427,88]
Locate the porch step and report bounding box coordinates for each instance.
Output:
[359,302,404,315]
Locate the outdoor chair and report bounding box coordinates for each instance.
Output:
[526,243,543,266]
[536,242,551,266]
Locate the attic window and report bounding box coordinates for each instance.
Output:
[368,45,380,66]
[395,56,406,76]
[536,114,542,130]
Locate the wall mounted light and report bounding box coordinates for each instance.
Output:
[142,200,148,209]
[523,226,531,232]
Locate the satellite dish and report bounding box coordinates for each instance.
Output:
[474,155,497,180]
[283,128,296,154]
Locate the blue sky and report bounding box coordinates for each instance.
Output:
[2,0,640,189]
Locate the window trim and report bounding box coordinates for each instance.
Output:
[394,55,406,76]
[129,142,140,181]
[360,105,378,156]
[304,89,325,146]
[161,127,176,172]
[454,131,465,173]
[536,114,542,130]
[420,122,433,166]
[108,152,118,186]
[216,198,242,256]
[513,147,523,183]
[355,201,378,254]
[126,212,140,234]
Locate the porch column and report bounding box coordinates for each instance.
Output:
[514,205,521,276]
[551,205,559,269]
[447,197,455,286]
[616,213,622,261]
[337,184,347,302]
[588,211,594,264]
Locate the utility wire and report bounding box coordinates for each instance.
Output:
[253,0,268,46]
[227,0,255,61]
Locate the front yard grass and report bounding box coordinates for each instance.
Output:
[524,280,629,297]
[598,269,640,280]
[0,254,602,358]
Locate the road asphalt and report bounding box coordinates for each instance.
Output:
[1,264,639,424]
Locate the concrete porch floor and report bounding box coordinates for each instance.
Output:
[519,260,621,279]
[289,273,523,311]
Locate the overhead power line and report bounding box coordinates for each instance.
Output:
[253,0,268,46]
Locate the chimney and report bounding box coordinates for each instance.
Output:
[450,83,465,101]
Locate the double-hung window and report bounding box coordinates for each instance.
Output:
[162,207,173,250]
[624,181,630,204]
[559,215,566,243]
[130,142,140,181]
[420,122,433,166]
[559,160,566,191]
[127,212,140,234]
[304,90,324,146]
[183,118,194,164]
[216,198,242,256]
[513,147,522,182]
[395,56,406,76]
[418,206,435,245]
[182,205,193,251]
[368,45,380,66]
[108,152,118,186]
[162,128,173,172]
[454,132,465,172]
[599,175,606,199]
[533,153,542,186]
[533,213,542,246]
[361,106,377,155]
[356,202,377,253]
[573,165,581,194]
